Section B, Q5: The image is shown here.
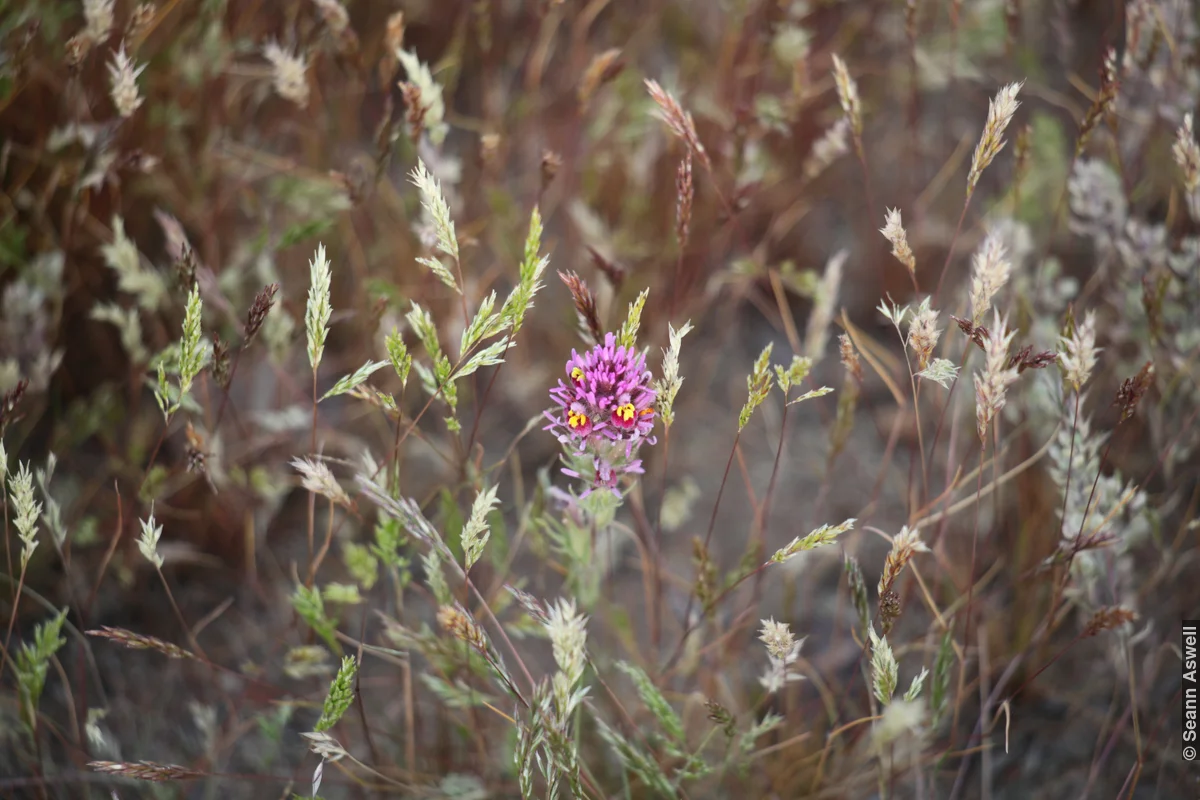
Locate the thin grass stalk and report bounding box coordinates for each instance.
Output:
[465,577,535,699]
[211,346,245,432]
[1035,431,1116,665]
[933,197,971,302]
[953,405,1199,797]
[905,345,930,502]
[922,339,974,509]
[650,424,672,652]
[952,446,987,743]
[663,431,741,671]
[0,494,10,670]
[136,424,170,496]
[853,142,878,226]
[309,496,338,585]
[750,401,791,599]
[464,336,514,457]
[661,558,774,679]
[0,561,28,679]
[306,368,317,587]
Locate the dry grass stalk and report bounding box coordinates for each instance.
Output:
[676,152,694,250]
[804,117,851,180]
[87,626,197,659]
[878,526,929,598]
[1114,361,1154,423]
[437,605,488,652]
[127,4,156,47]
[1173,113,1200,218]
[243,282,280,346]
[967,82,1023,196]
[1082,606,1137,637]
[880,208,916,275]
[968,231,1012,325]
[1077,49,1119,156]
[107,44,145,118]
[263,41,310,109]
[839,333,863,384]
[973,311,1019,442]
[907,300,941,371]
[400,81,427,141]
[210,333,231,388]
[541,149,563,191]
[0,378,28,434]
[586,246,625,291]
[558,270,603,345]
[644,79,711,170]
[579,48,624,106]
[88,761,203,781]
[830,54,862,139]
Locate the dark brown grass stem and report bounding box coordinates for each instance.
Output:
[660,431,741,674]
[948,0,964,86]
[934,195,972,302]
[749,401,791,601]
[951,406,1198,800]
[853,137,878,224]
[952,445,987,744]
[387,357,469,476]
[670,249,684,322]
[154,566,206,661]
[921,339,974,510]
[660,559,773,679]
[211,348,242,432]
[900,340,930,505]
[465,342,511,458]
[1033,432,1116,668]
[387,384,410,489]
[308,497,337,587]
[136,423,170,496]
[207,358,249,442]
[0,563,28,678]
[650,424,672,653]
[1046,390,1083,592]
[905,3,920,204]
[466,577,536,698]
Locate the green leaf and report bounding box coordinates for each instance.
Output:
[455,337,510,379]
[322,582,363,605]
[344,542,379,590]
[786,386,834,405]
[420,674,492,709]
[458,291,506,357]
[15,608,68,734]
[320,360,389,401]
[616,662,684,742]
[594,717,675,796]
[291,584,340,655]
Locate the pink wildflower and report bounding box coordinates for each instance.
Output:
[545,332,657,495]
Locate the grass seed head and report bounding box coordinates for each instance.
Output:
[968,81,1024,195]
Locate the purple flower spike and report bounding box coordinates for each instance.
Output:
[545,332,657,495]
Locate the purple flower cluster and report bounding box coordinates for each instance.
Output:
[545,333,657,495]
